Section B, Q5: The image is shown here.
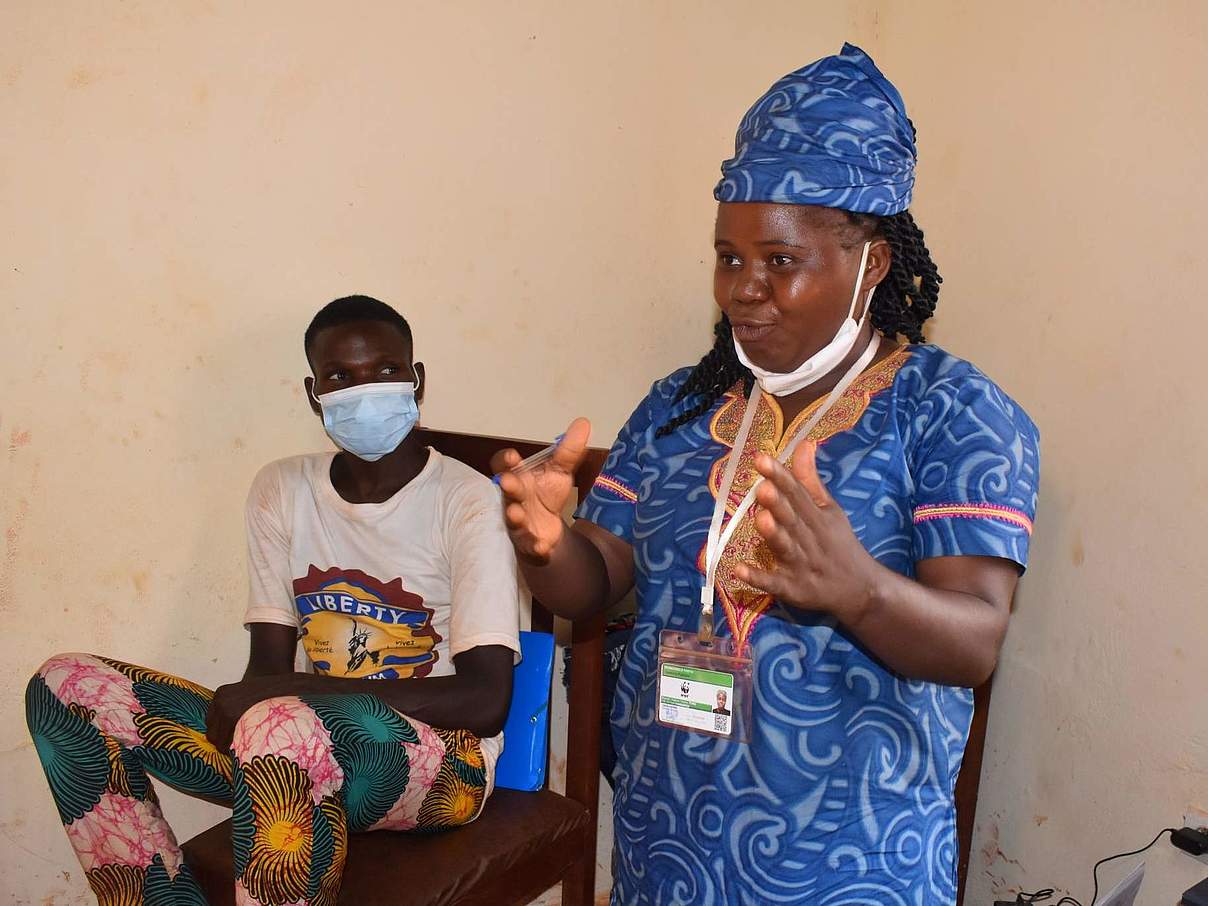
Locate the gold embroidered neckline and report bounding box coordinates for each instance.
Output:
[697,345,913,647]
[737,345,912,453]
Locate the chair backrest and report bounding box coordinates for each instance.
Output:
[413,427,609,805]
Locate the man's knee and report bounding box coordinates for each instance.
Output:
[33,651,92,681]
[230,695,310,758]
[28,652,96,704]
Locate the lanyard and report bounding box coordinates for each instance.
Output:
[699,331,881,645]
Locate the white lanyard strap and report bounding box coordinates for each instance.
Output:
[699,331,881,643]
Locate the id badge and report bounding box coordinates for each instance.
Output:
[656,630,753,743]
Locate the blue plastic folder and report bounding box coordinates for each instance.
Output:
[494,630,555,791]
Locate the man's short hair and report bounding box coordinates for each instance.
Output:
[304,295,413,361]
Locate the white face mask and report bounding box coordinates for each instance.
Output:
[733,240,874,397]
[311,367,422,462]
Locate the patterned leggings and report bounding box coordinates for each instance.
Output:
[25,653,489,906]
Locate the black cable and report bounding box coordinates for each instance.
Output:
[1017,887,1083,906]
[1022,890,1056,901]
[1007,827,1176,906]
[1087,828,1177,905]
[1005,888,1082,906]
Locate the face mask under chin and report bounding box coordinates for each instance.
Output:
[733,241,874,397]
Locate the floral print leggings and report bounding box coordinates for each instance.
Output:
[25,653,488,906]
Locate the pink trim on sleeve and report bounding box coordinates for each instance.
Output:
[593,474,638,504]
[912,502,1033,535]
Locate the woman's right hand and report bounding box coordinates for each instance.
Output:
[491,418,591,564]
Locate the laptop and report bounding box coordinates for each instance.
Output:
[1098,861,1145,906]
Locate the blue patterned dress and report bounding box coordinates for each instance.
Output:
[577,344,1040,906]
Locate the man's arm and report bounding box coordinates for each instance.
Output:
[243,623,297,678]
[309,645,514,736]
[208,643,514,750]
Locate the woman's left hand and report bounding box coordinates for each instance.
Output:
[732,442,883,625]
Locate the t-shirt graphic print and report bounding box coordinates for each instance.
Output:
[293,565,441,679]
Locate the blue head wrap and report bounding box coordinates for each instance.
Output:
[714,43,916,215]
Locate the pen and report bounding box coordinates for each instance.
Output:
[492,434,564,485]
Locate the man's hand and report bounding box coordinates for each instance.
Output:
[205,673,307,752]
[210,622,303,750]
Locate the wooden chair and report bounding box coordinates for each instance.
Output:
[955,680,993,906]
[182,427,610,906]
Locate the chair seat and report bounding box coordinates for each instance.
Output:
[182,788,593,906]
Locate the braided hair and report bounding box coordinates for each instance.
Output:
[655,209,942,438]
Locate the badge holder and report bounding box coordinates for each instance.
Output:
[656,626,753,743]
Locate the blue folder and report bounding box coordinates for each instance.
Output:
[495,630,555,791]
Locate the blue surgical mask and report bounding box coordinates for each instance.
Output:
[313,370,421,462]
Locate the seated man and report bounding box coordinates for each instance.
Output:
[25,295,521,906]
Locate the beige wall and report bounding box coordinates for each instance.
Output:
[885,4,1208,903]
[2,2,1205,904]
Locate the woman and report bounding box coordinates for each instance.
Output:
[495,44,1039,904]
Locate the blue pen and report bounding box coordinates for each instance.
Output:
[492,434,565,485]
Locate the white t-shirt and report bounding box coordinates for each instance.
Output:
[243,448,522,771]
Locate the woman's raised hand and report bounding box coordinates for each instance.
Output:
[732,441,881,625]
[491,418,591,564]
